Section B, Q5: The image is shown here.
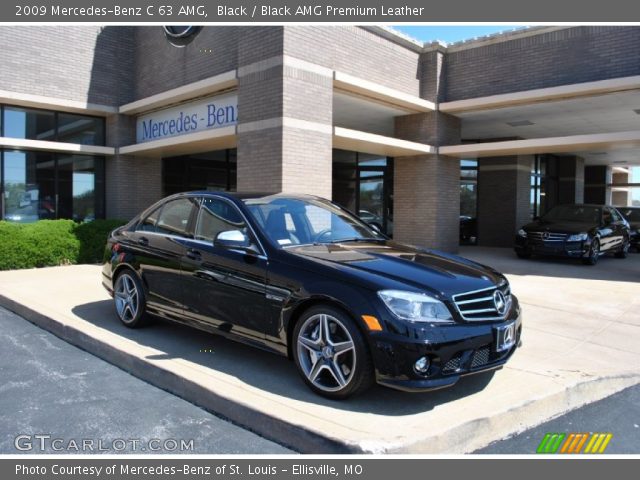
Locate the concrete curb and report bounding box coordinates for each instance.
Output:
[1,292,638,454]
[0,294,353,454]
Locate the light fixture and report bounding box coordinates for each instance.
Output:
[506,120,535,127]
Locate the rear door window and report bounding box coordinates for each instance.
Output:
[155,198,196,237]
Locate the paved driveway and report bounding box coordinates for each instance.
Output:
[0,248,638,453]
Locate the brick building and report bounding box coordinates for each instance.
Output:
[0,26,638,251]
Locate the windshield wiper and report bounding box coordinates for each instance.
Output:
[327,237,385,244]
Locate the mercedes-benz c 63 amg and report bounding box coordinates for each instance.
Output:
[102,192,522,399]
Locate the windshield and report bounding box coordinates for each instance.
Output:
[619,207,640,223]
[243,196,384,247]
[542,205,601,224]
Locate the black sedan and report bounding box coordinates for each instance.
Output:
[515,204,630,265]
[102,192,521,399]
[617,206,640,251]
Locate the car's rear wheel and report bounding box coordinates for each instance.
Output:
[582,238,600,265]
[114,270,149,328]
[615,237,630,259]
[293,305,374,399]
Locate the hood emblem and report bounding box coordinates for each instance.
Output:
[493,290,507,315]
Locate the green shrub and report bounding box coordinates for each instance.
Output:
[74,219,127,264]
[0,219,127,270]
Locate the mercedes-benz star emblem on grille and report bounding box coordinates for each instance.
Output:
[493,290,507,315]
[543,232,550,240]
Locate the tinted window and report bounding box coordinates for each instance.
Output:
[195,197,246,242]
[156,198,195,237]
[3,107,55,141]
[137,206,162,232]
[610,208,623,223]
[58,113,105,145]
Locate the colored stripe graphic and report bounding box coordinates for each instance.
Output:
[537,433,565,453]
[540,432,613,454]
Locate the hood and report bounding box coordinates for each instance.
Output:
[522,219,597,235]
[286,241,504,297]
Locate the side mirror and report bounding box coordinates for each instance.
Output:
[214,230,253,251]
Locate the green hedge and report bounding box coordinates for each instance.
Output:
[0,219,126,271]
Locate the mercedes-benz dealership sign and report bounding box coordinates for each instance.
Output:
[136,93,238,143]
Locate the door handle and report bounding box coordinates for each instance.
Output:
[186,248,202,260]
[138,237,149,246]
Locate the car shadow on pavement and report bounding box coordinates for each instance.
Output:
[72,300,496,416]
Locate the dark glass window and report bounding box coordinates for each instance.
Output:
[3,107,55,141]
[57,155,105,221]
[1,105,105,146]
[58,113,105,145]
[162,149,237,196]
[1,149,104,222]
[2,150,56,222]
[195,197,246,242]
[460,159,478,245]
[156,198,195,237]
[331,149,394,237]
[138,206,162,232]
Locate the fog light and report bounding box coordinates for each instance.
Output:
[414,356,430,375]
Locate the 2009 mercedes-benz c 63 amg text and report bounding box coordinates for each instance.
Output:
[102,192,522,399]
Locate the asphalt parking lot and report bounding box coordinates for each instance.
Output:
[0,306,292,454]
[0,247,638,453]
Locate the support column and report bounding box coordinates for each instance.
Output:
[105,114,162,220]
[477,155,532,247]
[393,112,461,252]
[237,50,333,198]
[558,155,585,204]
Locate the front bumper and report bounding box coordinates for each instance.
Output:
[514,236,589,258]
[370,307,523,392]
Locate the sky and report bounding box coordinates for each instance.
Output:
[392,26,529,45]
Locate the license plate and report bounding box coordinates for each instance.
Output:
[496,322,516,352]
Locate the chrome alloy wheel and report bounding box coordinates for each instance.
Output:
[114,273,139,323]
[296,313,357,392]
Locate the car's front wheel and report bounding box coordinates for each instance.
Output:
[113,270,149,328]
[615,236,630,259]
[582,238,600,265]
[293,305,374,399]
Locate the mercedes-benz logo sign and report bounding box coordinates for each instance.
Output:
[543,231,550,240]
[163,26,202,47]
[493,290,507,315]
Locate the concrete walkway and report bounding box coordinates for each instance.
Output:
[0,248,638,453]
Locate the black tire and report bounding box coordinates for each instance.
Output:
[516,251,531,259]
[113,269,150,328]
[582,238,600,265]
[292,305,374,399]
[615,237,630,259]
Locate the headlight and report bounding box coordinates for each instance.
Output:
[517,229,527,237]
[567,233,588,242]
[378,290,453,324]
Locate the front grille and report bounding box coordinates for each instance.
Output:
[452,283,512,321]
[471,347,490,368]
[528,231,568,244]
[442,355,462,373]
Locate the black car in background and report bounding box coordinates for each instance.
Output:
[102,192,521,399]
[515,204,630,265]
[617,206,640,251]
